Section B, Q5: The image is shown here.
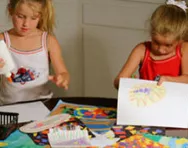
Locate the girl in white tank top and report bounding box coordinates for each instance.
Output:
[0,0,70,105]
[0,32,52,104]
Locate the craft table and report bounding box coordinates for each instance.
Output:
[1,96,188,147]
[43,97,188,138]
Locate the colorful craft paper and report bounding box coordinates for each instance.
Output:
[111,126,132,139]
[104,134,169,148]
[0,130,45,148]
[50,101,116,133]
[143,133,188,148]
[125,125,165,135]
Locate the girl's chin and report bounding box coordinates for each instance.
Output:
[17,30,31,36]
[17,32,27,36]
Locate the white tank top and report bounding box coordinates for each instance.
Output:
[0,31,53,105]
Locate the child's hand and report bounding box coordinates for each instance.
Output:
[0,58,5,68]
[48,72,70,90]
[157,76,170,85]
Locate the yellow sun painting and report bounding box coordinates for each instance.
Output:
[129,83,166,107]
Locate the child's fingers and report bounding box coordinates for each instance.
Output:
[61,80,69,90]
[50,74,69,90]
[157,80,162,86]
[48,75,54,81]
[157,76,164,85]
[56,78,69,90]
[55,75,64,86]
[48,75,56,83]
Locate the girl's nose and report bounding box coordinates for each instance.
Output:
[23,18,29,27]
[157,45,166,54]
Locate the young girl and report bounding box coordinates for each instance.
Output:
[114,0,188,89]
[0,0,70,105]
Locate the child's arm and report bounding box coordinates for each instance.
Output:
[114,43,145,89]
[47,34,70,90]
[0,33,5,68]
[0,33,4,40]
[157,42,188,85]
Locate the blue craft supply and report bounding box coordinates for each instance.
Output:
[143,127,150,130]
[36,136,41,139]
[156,129,162,133]
[182,143,188,148]
[41,138,48,143]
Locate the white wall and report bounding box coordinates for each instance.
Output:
[0,1,12,31]
[51,0,83,97]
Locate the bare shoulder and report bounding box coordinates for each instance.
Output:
[131,42,146,60]
[46,34,60,52]
[47,34,58,43]
[181,42,188,55]
[0,33,4,40]
[133,42,146,52]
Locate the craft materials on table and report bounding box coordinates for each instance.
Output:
[74,107,116,133]
[0,130,45,148]
[2,99,188,148]
[0,142,8,147]
[48,125,91,147]
[103,125,165,141]
[28,117,95,146]
[90,131,120,147]
[0,101,50,123]
[117,78,188,128]
[143,133,188,148]
[123,125,165,136]
[110,126,132,139]
[19,114,71,133]
[74,107,116,119]
[104,134,169,148]
[50,102,117,133]
[0,111,19,140]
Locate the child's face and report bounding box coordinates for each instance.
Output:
[11,2,41,36]
[151,34,180,56]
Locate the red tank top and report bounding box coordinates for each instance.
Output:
[139,42,181,80]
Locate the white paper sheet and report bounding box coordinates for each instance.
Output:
[117,78,188,128]
[0,101,50,123]
[90,132,120,147]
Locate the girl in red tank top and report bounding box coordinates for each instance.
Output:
[139,41,181,81]
[114,2,188,89]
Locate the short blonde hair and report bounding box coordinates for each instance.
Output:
[150,4,188,41]
[8,0,55,34]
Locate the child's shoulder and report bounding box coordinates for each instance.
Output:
[46,33,61,52]
[130,42,147,61]
[46,33,59,46]
[133,42,148,53]
[181,42,188,55]
[46,33,57,40]
[0,32,4,40]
